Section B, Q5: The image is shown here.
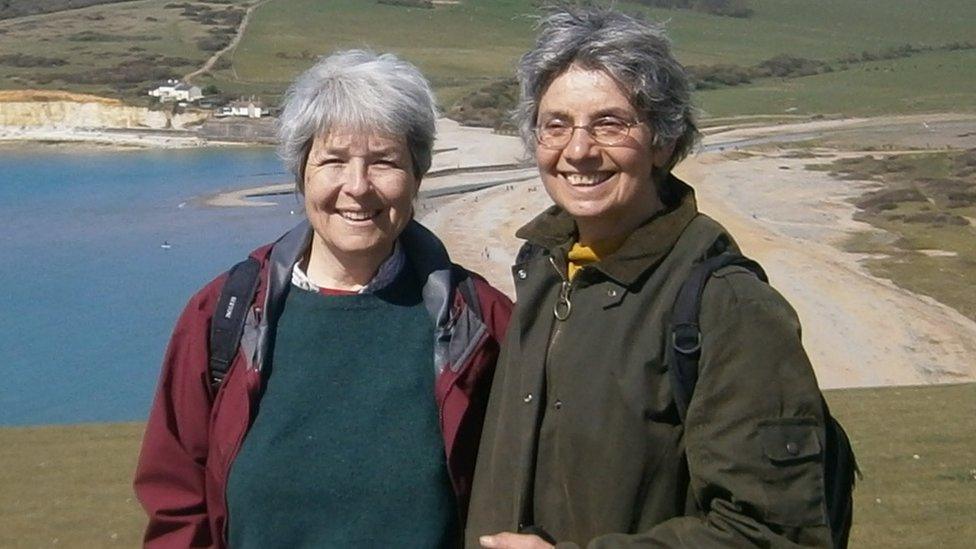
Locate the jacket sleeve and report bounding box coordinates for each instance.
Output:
[559,269,832,549]
[134,282,221,548]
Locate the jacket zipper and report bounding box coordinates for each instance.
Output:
[519,255,576,525]
[549,256,574,322]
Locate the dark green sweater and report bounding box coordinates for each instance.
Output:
[227,271,458,548]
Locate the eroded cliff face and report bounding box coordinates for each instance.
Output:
[0,92,209,129]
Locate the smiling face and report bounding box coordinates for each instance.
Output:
[302,129,418,266]
[535,65,673,242]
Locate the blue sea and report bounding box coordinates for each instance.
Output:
[0,146,302,426]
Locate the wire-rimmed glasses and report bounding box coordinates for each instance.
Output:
[534,117,642,149]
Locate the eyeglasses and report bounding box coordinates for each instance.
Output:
[534,117,642,148]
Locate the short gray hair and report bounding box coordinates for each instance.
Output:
[277,50,438,193]
[517,8,699,172]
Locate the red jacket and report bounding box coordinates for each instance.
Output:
[134,221,512,548]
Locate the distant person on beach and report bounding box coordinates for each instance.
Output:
[135,50,512,548]
[467,8,851,548]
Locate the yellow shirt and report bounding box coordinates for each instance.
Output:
[567,236,626,280]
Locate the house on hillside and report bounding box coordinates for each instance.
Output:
[149,79,203,103]
[216,98,267,118]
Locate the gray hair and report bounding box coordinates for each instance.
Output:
[516,8,699,172]
[277,50,438,193]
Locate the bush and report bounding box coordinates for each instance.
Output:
[631,0,753,18]
[0,0,132,20]
[197,35,230,52]
[212,56,232,70]
[687,63,756,89]
[755,54,826,78]
[855,188,927,211]
[0,54,68,67]
[447,78,518,130]
[377,0,434,7]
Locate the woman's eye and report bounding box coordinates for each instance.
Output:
[594,117,626,129]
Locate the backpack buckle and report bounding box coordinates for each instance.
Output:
[671,323,702,355]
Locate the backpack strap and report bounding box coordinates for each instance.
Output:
[209,257,262,393]
[667,252,767,422]
[453,265,481,320]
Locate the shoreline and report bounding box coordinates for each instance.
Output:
[0,126,275,151]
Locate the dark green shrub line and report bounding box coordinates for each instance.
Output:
[0,0,135,21]
[0,54,68,67]
[377,0,434,8]
[631,0,752,18]
[689,41,976,91]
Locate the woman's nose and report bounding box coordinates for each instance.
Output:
[561,127,599,162]
[343,161,371,196]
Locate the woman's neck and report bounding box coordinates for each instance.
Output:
[304,236,393,291]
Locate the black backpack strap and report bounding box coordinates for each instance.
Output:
[667,253,767,422]
[209,257,262,393]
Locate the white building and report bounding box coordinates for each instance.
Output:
[216,98,266,118]
[149,80,203,103]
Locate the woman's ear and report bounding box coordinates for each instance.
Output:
[651,140,676,169]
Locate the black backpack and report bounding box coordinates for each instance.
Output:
[667,252,859,548]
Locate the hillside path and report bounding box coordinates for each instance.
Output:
[184,0,273,84]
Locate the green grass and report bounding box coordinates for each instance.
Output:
[225,0,536,105]
[0,422,145,548]
[4,0,976,114]
[2,384,974,547]
[696,49,976,117]
[222,0,976,109]
[0,0,250,101]
[825,383,976,548]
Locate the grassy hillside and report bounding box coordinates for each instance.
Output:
[2,0,976,116]
[1,384,974,547]
[697,49,976,117]
[0,0,250,102]
[0,0,135,21]
[213,0,976,112]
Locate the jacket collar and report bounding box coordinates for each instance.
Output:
[261,219,471,374]
[515,175,699,287]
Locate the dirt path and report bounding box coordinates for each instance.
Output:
[419,115,976,389]
[184,0,273,84]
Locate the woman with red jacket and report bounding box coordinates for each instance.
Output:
[134,50,512,548]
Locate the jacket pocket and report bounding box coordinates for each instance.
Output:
[756,418,827,527]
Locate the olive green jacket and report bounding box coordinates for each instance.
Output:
[466,181,831,548]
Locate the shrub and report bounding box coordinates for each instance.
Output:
[447,78,518,130]
[755,54,826,78]
[0,54,68,67]
[197,35,230,52]
[377,0,434,7]
[855,188,927,211]
[630,0,753,18]
[687,63,756,89]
